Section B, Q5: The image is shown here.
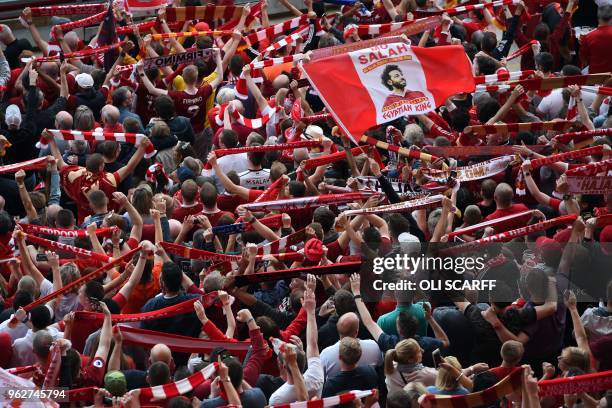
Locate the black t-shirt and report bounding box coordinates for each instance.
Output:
[5,38,33,69]
[322,366,379,398]
[463,303,536,366]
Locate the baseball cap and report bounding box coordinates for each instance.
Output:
[194,22,210,31]
[104,370,127,397]
[304,125,324,139]
[5,104,22,127]
[75,73,94,88]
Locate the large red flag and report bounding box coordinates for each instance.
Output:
[300,42,475,142]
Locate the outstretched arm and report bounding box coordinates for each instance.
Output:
[350,274,384,340]
[115,138,150,183]
[136,61,168,96]
[242,65,270,113]
[208,151,252,200]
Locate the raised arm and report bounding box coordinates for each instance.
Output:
[238,207,280,242]
[564,290,591,355]
[242,64,270,113]
[208,151,252,200]
[112,192,143,246]
[136,61,168,96]
[207,48,224,90]
[115,138,150,183]
[303,276,319,358]
[94,303,113,366]
[21,8,49,56]
[15,170,39,222]
[14,231,46,289]
[424,303,450,348]
[350,273,384,340]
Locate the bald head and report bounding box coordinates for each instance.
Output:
[0,25,14,45]
[17,276,38,298]
[46,204,62,227]
[494,183,514,209]
[337,312,360,338]
[40,62,59,78]
[150,344,173,365]
[293,148,310,164]
[64,31,80,51]
[272,74,290,91]
[55,111,73,130]
[101,105,120,125]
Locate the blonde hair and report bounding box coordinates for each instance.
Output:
[500,340,524,366]
[435,356,462,390]
[384,339,420,375]
[561,347,591,373]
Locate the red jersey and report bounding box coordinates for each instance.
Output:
[382,90,427,113]
[168,84,213,133]
[59,166,119,224]
[135,79,164,125]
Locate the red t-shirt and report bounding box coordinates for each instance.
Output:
[135,79,163,125]
[168,84,213,133]
[59,166,119,224]
[485,203,530,229]
[172,202,204,222]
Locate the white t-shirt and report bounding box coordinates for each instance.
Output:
[238,168,271,190]
[537,89,596,120]
[269,357,324,404]
[320,339,383,379]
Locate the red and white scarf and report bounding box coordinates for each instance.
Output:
[245,15,309,45]
[529,145,604,169]
[467,121,576,136]
[507,40,539,61]
[262,25,309,54]
[137,362,219,402]
[258,228,307,255]
[303,145,371,170]
[160,242,241,263]
[23,246,141,313]
[54,10,106,33]
[418,0,517,16]
[0,157,49,174]
[19,223,117,238]
[447,210,536,239]
[553,128,612,145]
[344,194,444,216]
[269,389,377,408]
[423,155,514,182]
[241,192,378,212]
[474,69,536,85]
[230,105,280,129]
[249,54,307,70]
[425,145,547,158]
[38,130,156,159]
[443,214,577,255]
[164,5,245,22]
[25,233,113,263]
[29,3,107,16]
[151,30,234,40]
[234,261,362,286]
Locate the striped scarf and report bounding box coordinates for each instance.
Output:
[38,129,156,158]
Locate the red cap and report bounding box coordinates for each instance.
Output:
[304,238,324,261]
[552,227,572,244]
[536,236,562,261]
[194,22,210,31]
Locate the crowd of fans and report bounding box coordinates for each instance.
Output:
[0,0,610,406]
